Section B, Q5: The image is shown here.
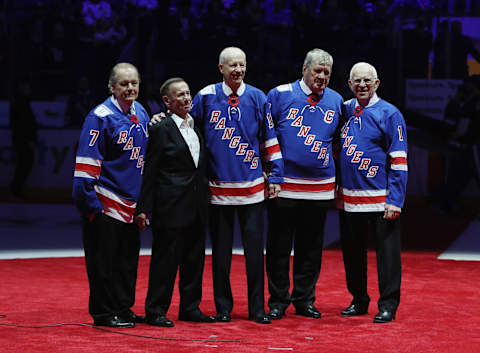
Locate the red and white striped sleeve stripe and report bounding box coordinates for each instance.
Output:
[209,177,265,205]
[94,185,137,223]
[389,151,408,171]
[262,137,282,162]
[74,157,102,179]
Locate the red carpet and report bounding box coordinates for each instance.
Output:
[1,251,479,353]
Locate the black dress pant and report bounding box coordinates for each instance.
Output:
[82,214,140,321]
[209,202,266,318]
[145,219,206,317]
[266,198,327,311]
[339,211,402,312]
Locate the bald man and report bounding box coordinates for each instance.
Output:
[190,47,283,324]
[338,62,408,323]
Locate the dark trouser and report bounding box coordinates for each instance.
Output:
[266,198,327,311]
[82,214,140,321]
[339,211,402,313]
[209,202,266,318]
[145,219,206,318]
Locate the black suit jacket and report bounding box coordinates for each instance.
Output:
[136,114,208,229]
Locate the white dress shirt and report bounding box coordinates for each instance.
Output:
[171,113,200,167]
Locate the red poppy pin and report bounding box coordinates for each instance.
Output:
[354,106,363,117]
[228,94,240,107]
[307,94,319,106]
[130,114,139,124]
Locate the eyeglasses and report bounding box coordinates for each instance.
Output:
[351,78,376,85]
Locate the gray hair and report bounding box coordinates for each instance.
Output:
[219,47,246,65]
[349,62,378,80]
[159,77,186,97]
[303,49,333,69]
[108,62,140,87]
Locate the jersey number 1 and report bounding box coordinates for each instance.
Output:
[397,126,404,141]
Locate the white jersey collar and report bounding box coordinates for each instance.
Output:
[299,79,312,95]
[110,95,136,115]
[355,93,380,108]
[222,81,246,96]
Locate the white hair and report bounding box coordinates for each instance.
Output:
[349,62,378,80]
[219,47,246,65]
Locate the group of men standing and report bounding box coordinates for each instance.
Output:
[72,46,408,329]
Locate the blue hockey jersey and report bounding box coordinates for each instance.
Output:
[267,79,344,200]
[72,96,149,223]
[338,94,408,212]
[191,81,283,205]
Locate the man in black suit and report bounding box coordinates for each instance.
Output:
[135,77,216,327]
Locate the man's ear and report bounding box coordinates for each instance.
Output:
[218,64,224,75]
[162,95,169,106]
[348,80,354,91]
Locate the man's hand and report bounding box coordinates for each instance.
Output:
[384,203,401,220]
[135,212,150,231]
[149,112,166,125]
[268,183,281,199]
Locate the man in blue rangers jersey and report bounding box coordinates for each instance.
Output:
[72,63,149,328]
[190,47,283,324]
[265,49,344,320]
[338,62,408,324]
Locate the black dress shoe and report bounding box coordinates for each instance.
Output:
[216,313,232,322]
[126,311,146,323]
[249,314,271,324]
[132,314,146,323]
[295,304,321,319]
[94,315,135,328]
[178,311,216,323]
[268,307,286,320]
[373,311,395,323]
[146,315,175,327]
[341,304,368,317]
